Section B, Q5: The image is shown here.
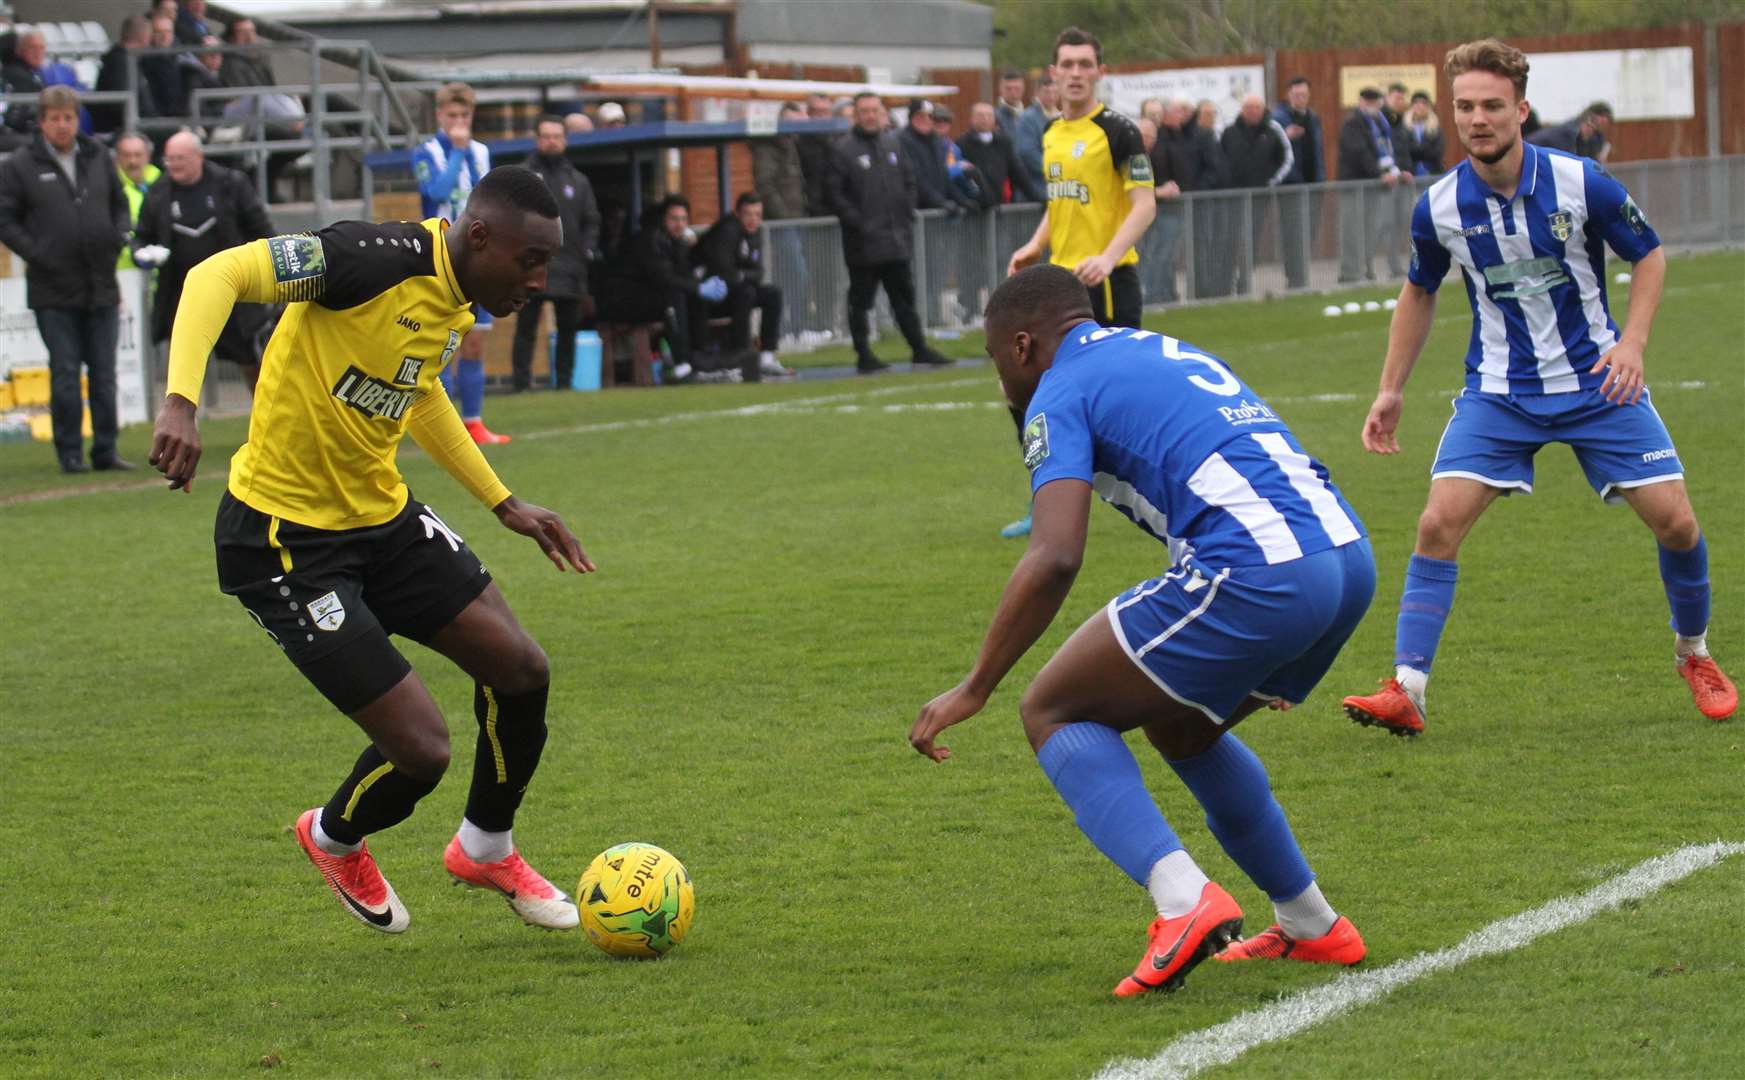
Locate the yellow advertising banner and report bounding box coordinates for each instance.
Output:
[1339,64,1437,108]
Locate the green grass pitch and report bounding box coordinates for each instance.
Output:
[1,252,1740,1077]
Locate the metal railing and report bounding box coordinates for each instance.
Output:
[764,155,1745,352]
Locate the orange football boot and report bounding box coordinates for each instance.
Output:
[293,808,409,933]
[1215,915,1367,966]
[1677,655,1738,720]
[1342,678,1425,737]
[443,836,578,929]
[465,418,512,445]
[1112,882,1244,997]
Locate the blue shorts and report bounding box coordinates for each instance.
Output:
[471,302,493,330]
[1431,387,1682,503]
[1107,540,1376,723]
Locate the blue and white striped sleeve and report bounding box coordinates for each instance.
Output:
[1405,192,1450,292]
[1583,161,1661,263]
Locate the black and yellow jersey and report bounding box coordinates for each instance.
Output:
[166,217,510,531]
[1042,104,1154,268]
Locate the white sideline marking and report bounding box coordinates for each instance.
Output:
[1092,840,1745,1080]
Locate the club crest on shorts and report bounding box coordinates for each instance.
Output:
[1548,209,1574,242]
[1022,413,1050,471]
[308,591,346,632]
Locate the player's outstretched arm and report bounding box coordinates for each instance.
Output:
[1362,281,1437,454]
[910,478,1092,762]
[1591,246,1664,406]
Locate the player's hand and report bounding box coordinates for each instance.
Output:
[1591,339,1646,405]
[1285,123,1305,140]
[493,496,595,573]
[149,393,201,492]
[1361,391,1404,454]
[1007,242,1041,277]
[445,123,471,148]
[1073,253,1115,286]
[910,681,988,762]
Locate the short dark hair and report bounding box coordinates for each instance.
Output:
[1053,26,1102,65]
[1387,82,1408,94]
[468,165,560,220]
[1287,75,1310,89]
[1037,73,1055,87]
[1411,90,1432,105]
[535,113,565,131]
[984,264,1093,331]
[852,90,880,106]
[735,191,762,211]
[1001,69,1024,82]
[40,85,80,113]
[1583,100,1615,121]
[660,193,691,215]
[222,16,254,42]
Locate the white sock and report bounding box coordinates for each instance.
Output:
[1676,633,1709,659]
[1394,665,1429,710]
[457,818,512,863]
[1274,881,1338,940]
[311,813,361,857]
[759,350,777,365]
[672,361,693,380]
[1147,849,1212,918]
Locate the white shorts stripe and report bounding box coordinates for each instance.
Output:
[1133,568,1229,660]
[1103,598,1227,725]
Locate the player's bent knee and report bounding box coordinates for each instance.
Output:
[1654,512,1701,552]
[395,732,451,782]
[1018,688,1071,753]
[491,634,550,695]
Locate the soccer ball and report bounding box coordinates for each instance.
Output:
[577,842,695,957]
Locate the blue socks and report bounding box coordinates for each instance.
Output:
[1037,723,1181,886]
[1168,734,1314,903]
[1394,554,1458,672]
[1658,535,1710,637]
[441,357,487,420]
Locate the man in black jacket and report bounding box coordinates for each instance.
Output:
[597,194,729,383]
[694,192,792,379]
[1219,93,1293,294]
[1271,76,1323,289]
[93,16,161,134]
[0,87,132,472]
[1336,87,1403,283]
[960,101,1034,205]
[898,99,978,215]
[1146,97,1223,302]
[131,131,275,390]
[827,91,948,372]
[513,115,601,390]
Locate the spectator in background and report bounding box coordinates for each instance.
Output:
[1147,95,1224,302]
[1272,74,1323,289]
[1138,98,1164,127]
[219,17,277,92]
[827,90,948,373]
[598,194,727,383]
[140,15,186,119]
[150,0,179,21]
[1220,91,1293,294]
[3,29,91,138]
[1382,83,1412,156]
[1015,72,1058,199]
[1404,90,1444,176]
[563,111,593,135]
[414,81,508,443]
[93,16,161,134]
[131,131,273,390]
[114,131,159,269]
[595,101,627,128]
[181,37,226,123]
[1195,99,1220,137]
[174,0,212,45]
[0,86,131,473]
[931,105,988,209]
[995,70,1026,140]
[753,103,807,220]
[961,100,1033,204]
[832,98,855,123]
[796,93,836,216]
[694,191,793,379]
[514,114,600,392]
[900,99,975,214]
[1337,86,1402,283]
[1530,100,1612,162]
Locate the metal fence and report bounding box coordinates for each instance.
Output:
[765,155,1745,352]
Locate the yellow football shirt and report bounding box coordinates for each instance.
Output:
[166,217,509,530]
[1042,104,1154,269]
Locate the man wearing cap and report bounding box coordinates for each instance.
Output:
[1337,86,1402,283]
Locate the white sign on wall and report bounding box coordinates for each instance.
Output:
[1099,65,1266,134]
[0,269,152,426]
[1526,48,1696,123]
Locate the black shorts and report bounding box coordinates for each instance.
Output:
[215,491,492,712]
[1088,264,1143,329]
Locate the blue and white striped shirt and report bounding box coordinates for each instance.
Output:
[1407,143,1660,395]
[1024,325,1366,570]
